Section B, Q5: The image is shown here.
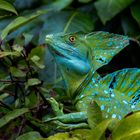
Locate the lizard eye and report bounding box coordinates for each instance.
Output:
[69,36,75,43]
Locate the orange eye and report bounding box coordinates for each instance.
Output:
[69,36,75,43]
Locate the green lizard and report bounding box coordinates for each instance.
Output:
[44,31,140,129]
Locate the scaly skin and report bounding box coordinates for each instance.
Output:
[45,32,140,129]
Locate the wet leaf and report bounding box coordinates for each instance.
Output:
[0,108,28,128]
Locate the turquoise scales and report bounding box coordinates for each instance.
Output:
[75,68,140,119]
[45,31,140,127]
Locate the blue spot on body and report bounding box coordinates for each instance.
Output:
[104,90,108,94]
[107,108,110,113]
[111,94,115,97]
[128,92,133,97]
[107,42,113,47]
[118,115,122,119]
[112,114,116,118]
[92,78,95,83]
[131,105,135,109]
[123,100,128,104]
[100,105,105,110]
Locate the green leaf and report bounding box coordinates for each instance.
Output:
[0,93,9,101]
[0,83,10,92]
[131,2,140,27]
[89,119,115,140]
[112,112,140,140]
[87,101,102,129]
[121,15,140,37]
[16,131,42,140]
[0,0,18,15]
[27,78,41,87]
[0,108,28,128]
[28,46,45,69]
[1,10,47,40]
[23,33,34,46]
[78,0,92,3]
[13,44,24,52]
[30,55,45,69]
[94,0,134,24]
[10,67,26,77]
[48,0,73,11]
[0,51,20,58]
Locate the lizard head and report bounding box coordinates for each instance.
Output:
[46,32,92,97]
[46,32,129,98]
[46,32,91,76]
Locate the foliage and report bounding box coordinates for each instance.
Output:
[0,0,140,140]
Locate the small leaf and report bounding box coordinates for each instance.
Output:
[94,0,134,24]
[0,51,20,58]
[27,78,41,87]
[0,108,28,128]
[30,55,45,69]
[16,131,42,140]
[13,44,24,52]
[1,10,47,40]
[112,112,140,140]
[29,46,45,69]
[23,33,34,46]
[0,93,9,101]
[10,67,26,77]
[87,101,102,129]
[0,0,18,15]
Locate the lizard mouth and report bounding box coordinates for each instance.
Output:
[48,44,69,59]
[54,49,65,57]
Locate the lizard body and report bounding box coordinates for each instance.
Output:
[45,31,140,123]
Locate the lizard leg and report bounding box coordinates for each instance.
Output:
[47,97,64,116]
[46,97,88,123]
[54,121,89,130]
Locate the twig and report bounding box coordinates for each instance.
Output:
[16,118,26,137]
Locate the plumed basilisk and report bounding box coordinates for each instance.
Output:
[44,31,140,129]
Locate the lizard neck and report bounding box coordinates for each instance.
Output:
[73,68,100,100]
[59,68,88,99]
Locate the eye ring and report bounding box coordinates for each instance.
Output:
[69,36,75,43]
